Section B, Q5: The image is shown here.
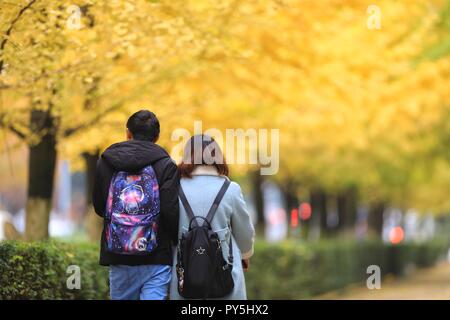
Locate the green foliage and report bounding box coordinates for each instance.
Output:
[0,239,448,299]
[246,239,450,299]
[0,241,109,300]
[415,0,450,63]
[416,36,450,63]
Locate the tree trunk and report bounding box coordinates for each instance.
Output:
[368,202,385,239]
[336,193,347,231]
[281,179,300,238]
[83,152,103,241]
[4,221,22,240]
[251,170,265,235]
[310,190,328,237]
[25,110,57,241]
[282,180,299,213]
[336,187,357,234]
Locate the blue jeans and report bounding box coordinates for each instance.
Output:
[109,264,171,300]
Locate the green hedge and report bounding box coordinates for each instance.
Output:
[246,239,449,299]
[0,241,109,299]
[0,239,448,299]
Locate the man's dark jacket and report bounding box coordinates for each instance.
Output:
[93,140,180,266]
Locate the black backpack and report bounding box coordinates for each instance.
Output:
[176,179,234,299]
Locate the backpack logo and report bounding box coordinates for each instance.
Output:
[136,237,148,251]
[119,181,145,215]
[196,247,206,255]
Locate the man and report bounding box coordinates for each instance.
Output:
[93,110,179,300]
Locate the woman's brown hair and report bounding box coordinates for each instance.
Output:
[178,134,229,178]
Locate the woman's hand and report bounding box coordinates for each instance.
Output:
[242,259,250,272]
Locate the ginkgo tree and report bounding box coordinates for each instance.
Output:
[0,0,239,239]
[1,0,450,241]
[64,0,450,237]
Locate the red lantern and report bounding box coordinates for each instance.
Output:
[389,226,404,244]
[290,208,299,227]
[299,202,312,221]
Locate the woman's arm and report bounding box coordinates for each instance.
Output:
[230,182,255,260]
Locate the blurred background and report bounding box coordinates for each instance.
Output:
[1,0,450,299]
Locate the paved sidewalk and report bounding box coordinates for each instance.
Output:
[317,262,450,300]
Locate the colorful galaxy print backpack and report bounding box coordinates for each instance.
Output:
[105,165,160,255]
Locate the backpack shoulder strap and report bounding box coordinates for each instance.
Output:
[179,185,198,227]
[205,179,231,225]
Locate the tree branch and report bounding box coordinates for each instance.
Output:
[1,58,94,91]
[0,0,37,73]
[0,112,27,140]
[64,100,125,137]
[5,125,27,140]
[64,1,242,138]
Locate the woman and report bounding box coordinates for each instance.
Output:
[170,134,255,300]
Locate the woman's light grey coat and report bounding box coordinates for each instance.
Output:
[170,166,255,300]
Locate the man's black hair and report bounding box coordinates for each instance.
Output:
[126,110,160,142]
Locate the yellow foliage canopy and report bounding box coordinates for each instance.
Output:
[1,0,449,212]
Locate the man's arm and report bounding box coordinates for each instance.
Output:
[92,158,113,218]
[158,159,180,245]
